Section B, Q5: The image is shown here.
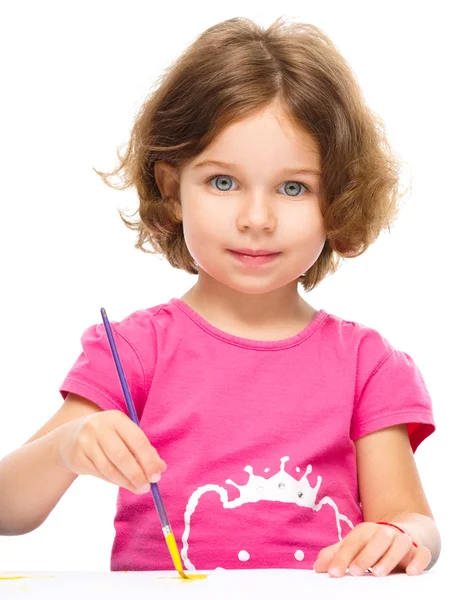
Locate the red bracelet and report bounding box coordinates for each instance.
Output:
[376,521,418,548]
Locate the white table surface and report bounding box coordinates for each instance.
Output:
[0,567,453,599]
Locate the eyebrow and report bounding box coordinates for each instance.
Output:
[193,159,321,177]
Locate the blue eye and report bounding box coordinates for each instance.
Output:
[209,175,238,192]
[207,174,311,197]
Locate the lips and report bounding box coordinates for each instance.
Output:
[229,249,279,256]
[227,249,281,266]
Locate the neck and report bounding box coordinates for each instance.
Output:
[180,269,307,327]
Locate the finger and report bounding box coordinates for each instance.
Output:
[82,441,142,493]
[371,533,416,576]
[72,446,106,478]
[326,534,374,577]
[317,524,381,576]
[349,525,397,576]
[114,416,166,481]
[98,429,152,492]
[405,546,432,575]
[313,542,342,572]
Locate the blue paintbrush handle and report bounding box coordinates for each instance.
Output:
[100,307,171,531]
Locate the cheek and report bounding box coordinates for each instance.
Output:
[285,207,326,249]
[180,200,230,265]
[183,207,225,245]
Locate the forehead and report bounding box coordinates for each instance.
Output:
[187,104,321,174]
[192,158,321,179]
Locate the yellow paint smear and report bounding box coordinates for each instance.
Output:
[155,576,206,582]
[165,532,207,580]
[0,576,55,581]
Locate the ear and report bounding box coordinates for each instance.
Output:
[154,161,182,220]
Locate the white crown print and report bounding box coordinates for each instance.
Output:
[225,455,320,507]
[180,456,355,571]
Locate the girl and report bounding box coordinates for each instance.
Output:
[0,16,440,577]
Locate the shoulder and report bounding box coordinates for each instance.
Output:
[78,301,174,358]
[322,310,395,366]
[100,298,192,354]
[108,299,177,334]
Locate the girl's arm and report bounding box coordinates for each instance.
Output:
[355,423,441,569]
[0,393,102,536]
[314,424,440,577]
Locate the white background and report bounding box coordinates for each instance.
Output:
[0,0,464,574]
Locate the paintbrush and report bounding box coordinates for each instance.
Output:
[100,307,205,580]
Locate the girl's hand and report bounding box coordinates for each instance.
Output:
[57,410,166,495]
[313,522,432,577]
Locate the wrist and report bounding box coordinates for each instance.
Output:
[376,521,418,547]
[374,512,441,569]
[50,423,77,476]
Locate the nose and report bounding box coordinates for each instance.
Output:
[236,192,277,233]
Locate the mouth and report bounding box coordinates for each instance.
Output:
[227,249,281,266]
[228,248,280,256]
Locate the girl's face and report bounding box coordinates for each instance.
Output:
[155,103,326,296]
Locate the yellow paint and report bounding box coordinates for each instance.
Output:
[0,575,54,581]
[154,576,206,582]
[165,532,207,580]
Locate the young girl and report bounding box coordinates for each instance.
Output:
[0,16,440,577]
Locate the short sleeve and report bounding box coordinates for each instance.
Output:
[350,346,436,453]
[59,313,155,419]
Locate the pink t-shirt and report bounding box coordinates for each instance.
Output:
[59,298,435,572]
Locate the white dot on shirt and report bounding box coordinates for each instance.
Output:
[238,550,250,562]
[294,550,304,561]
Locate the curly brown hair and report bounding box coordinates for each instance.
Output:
[93,16,409,292]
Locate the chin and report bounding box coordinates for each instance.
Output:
[209,271,295,296]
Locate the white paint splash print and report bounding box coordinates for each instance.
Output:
[181,456,354,570]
